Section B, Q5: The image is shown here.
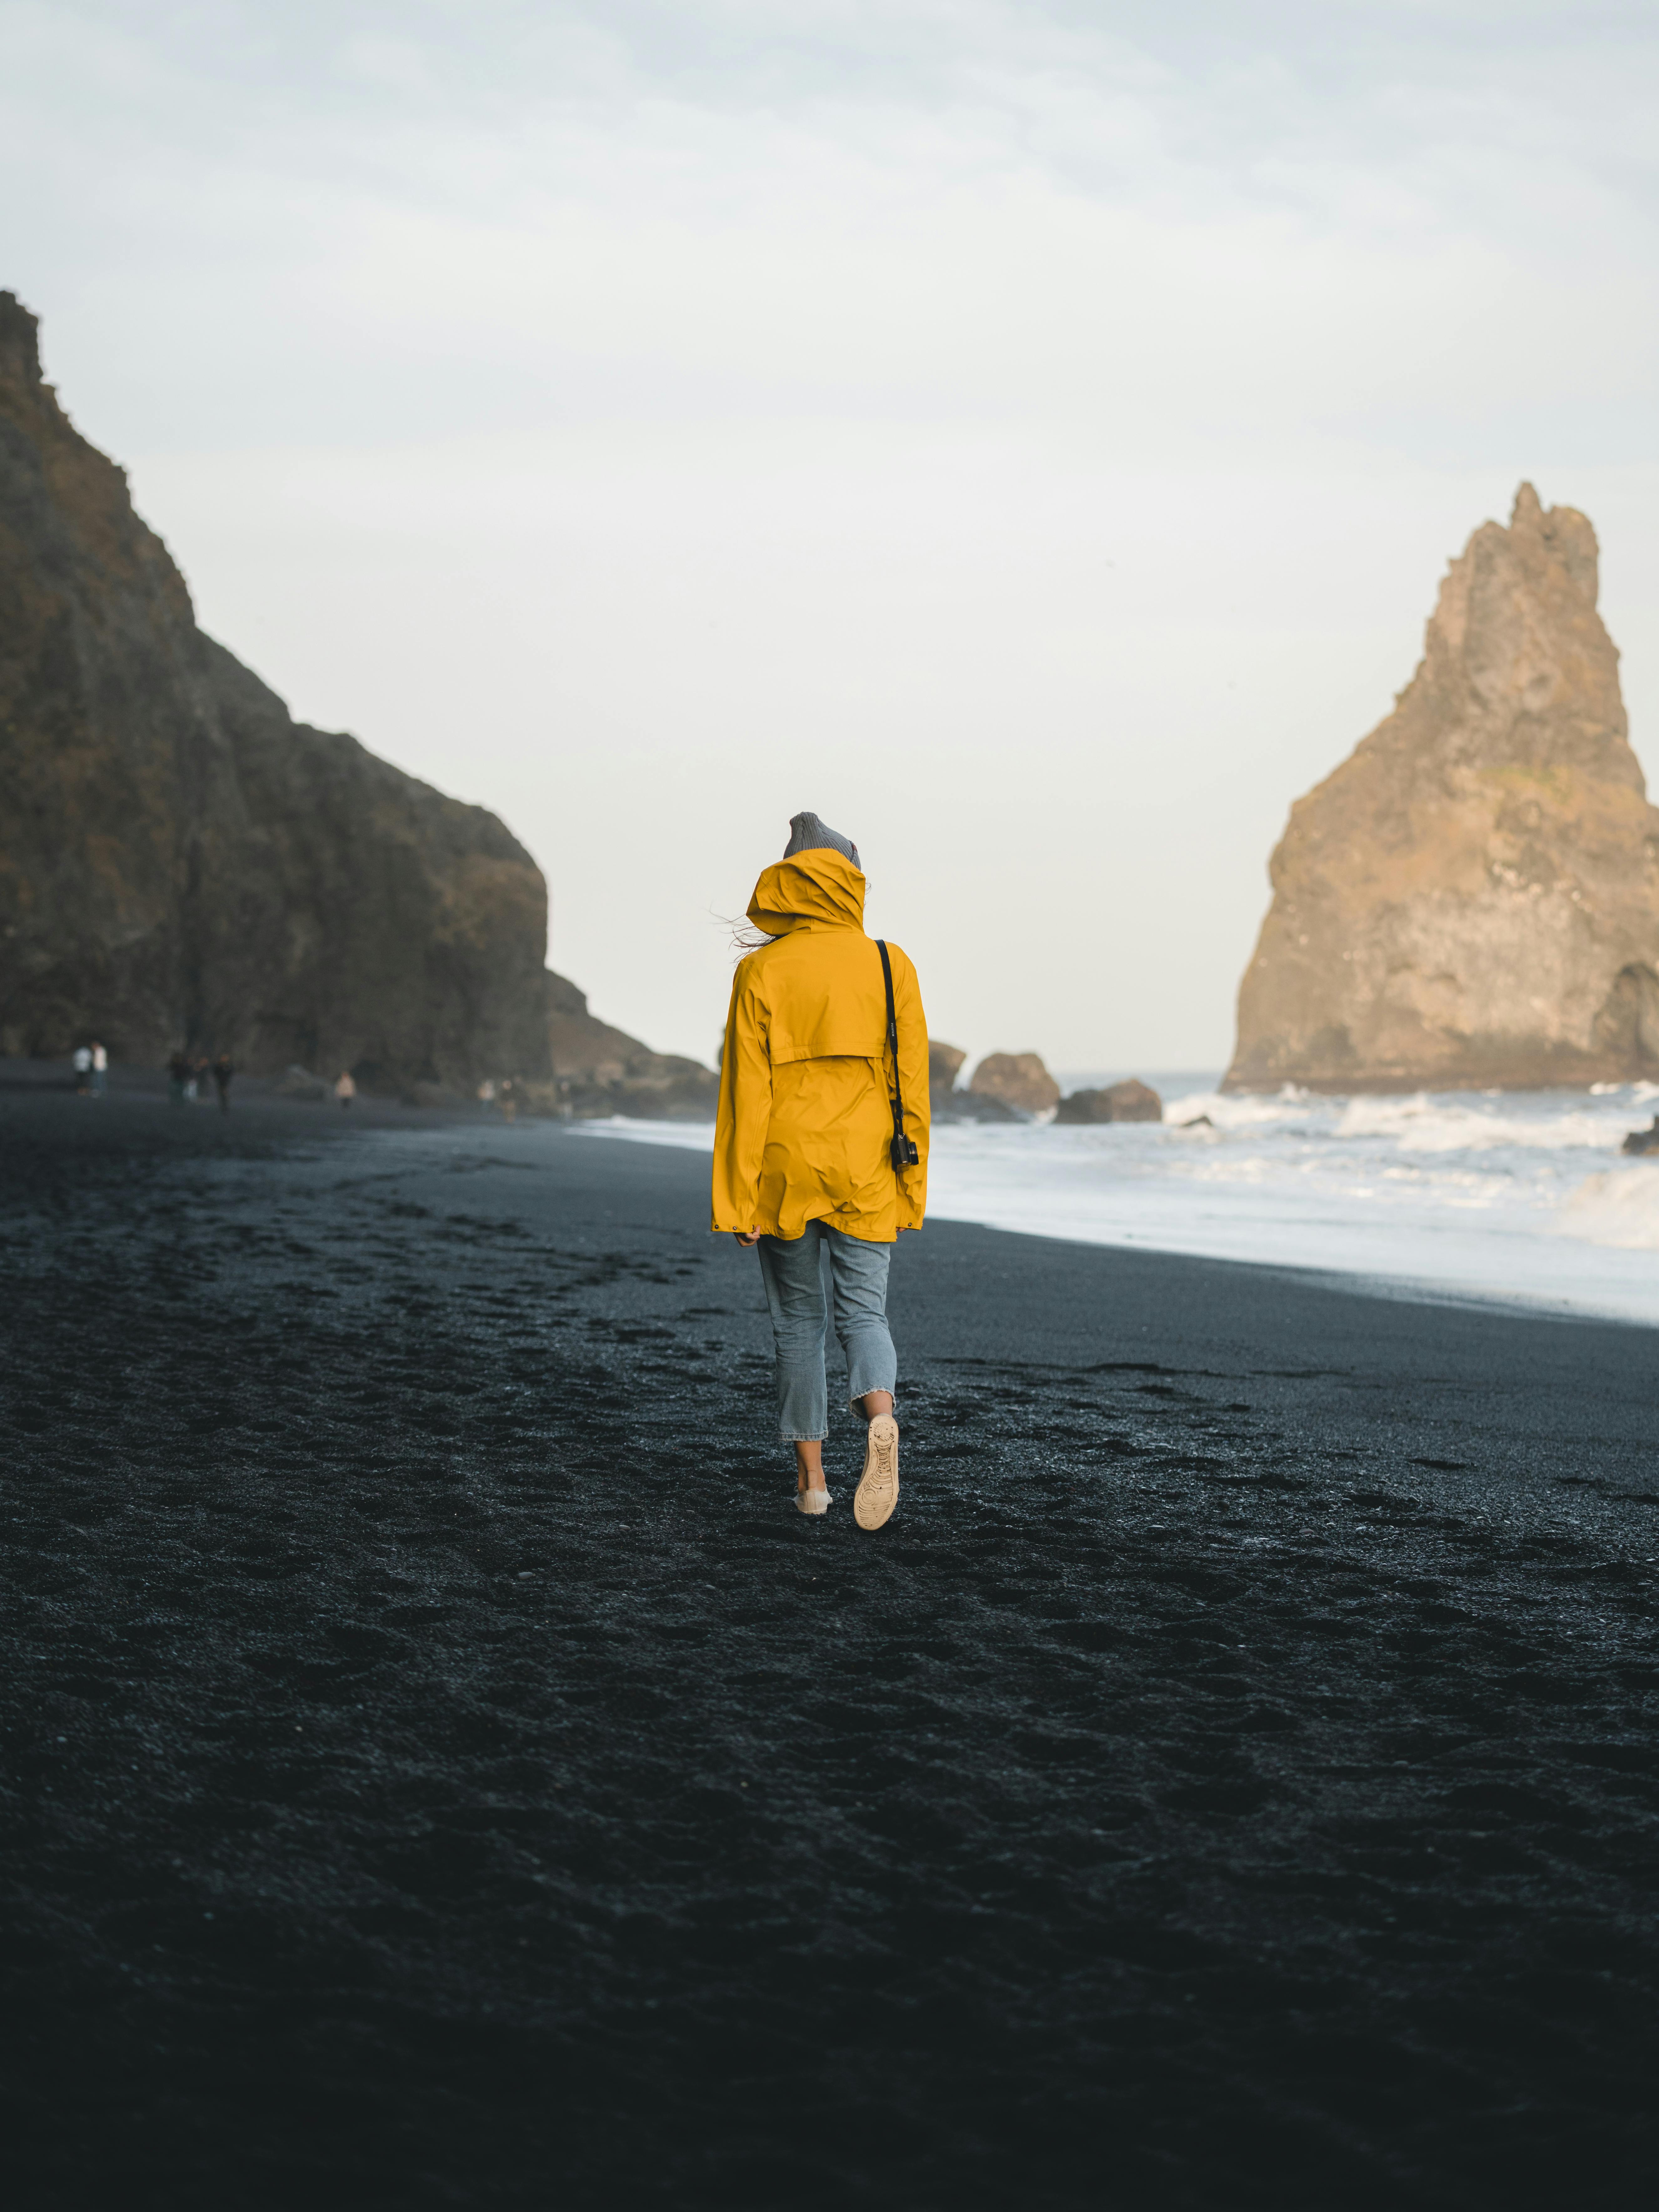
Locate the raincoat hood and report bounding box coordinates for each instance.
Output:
[746,847,867,937]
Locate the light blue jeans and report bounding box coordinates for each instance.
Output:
[755,1220,897,1442]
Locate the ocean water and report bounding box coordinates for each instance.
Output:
[569,1077,1659,1327]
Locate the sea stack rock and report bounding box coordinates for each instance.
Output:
[969,1052,1060,1114]
[929,1039,967,1098]
[0,290,554,1084]
[928,1038,1018,1122]
[1226,485,1659,1091]
[1055,1079,1162,1124]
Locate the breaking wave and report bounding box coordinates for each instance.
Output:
[569,1077,1659,1326]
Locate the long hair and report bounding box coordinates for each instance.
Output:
[717,910,782,958]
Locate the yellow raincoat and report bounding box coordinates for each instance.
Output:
[711,848,929,1242]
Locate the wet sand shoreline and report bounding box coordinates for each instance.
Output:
[4,1088,1657,2206]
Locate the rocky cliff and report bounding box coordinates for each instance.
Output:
[544,972,716,1119]
[2,290,600,1090]
[1226,485,1659,1092]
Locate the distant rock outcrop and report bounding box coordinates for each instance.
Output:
[0,290,696,1100]
[929,1039,967,1098]
[1055,1079,1163,1124]
[969,1051,1059,1115]
[543,973,717,1119]
[926,1036,1018,1122]
[1227,485,1659,1092]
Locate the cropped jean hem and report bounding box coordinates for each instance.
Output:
[756,1219,897,1446]
[776,1397,886,1445]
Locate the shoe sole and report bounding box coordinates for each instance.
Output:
[854,1415,899,1530]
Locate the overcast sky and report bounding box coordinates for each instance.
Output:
[4,1,1657,1073]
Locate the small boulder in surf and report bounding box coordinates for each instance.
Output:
[1055,1079,1164,1124]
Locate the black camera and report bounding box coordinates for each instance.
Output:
[890,1134,920,1169]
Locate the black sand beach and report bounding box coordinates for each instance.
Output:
[4,1074,1658,2208]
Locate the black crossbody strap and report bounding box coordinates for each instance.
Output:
[877,939,906,1160]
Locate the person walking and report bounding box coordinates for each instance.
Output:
[167,1050,189,1106]
[712,812,928,1528]
[90,1041,108,1097]
[212,1053,233,1111]
[334,1070,357,1109]
[72,1044,92,1095]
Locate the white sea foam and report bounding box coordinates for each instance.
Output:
[1556,1165,1659,1251]
[567,1078,1659,1327]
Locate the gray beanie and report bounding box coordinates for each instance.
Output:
[784,811,861,870]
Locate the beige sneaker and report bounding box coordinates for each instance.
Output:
[795,1485,832,1516]
[853,1414,899,1530]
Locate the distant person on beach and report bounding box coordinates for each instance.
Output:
[72,1044,92,1095]
[712,812,929,1528]
[213,1053,233,1111]
[167,1050,189,1106]
[334,1071,357,1109]
[90,1042,107,1096]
